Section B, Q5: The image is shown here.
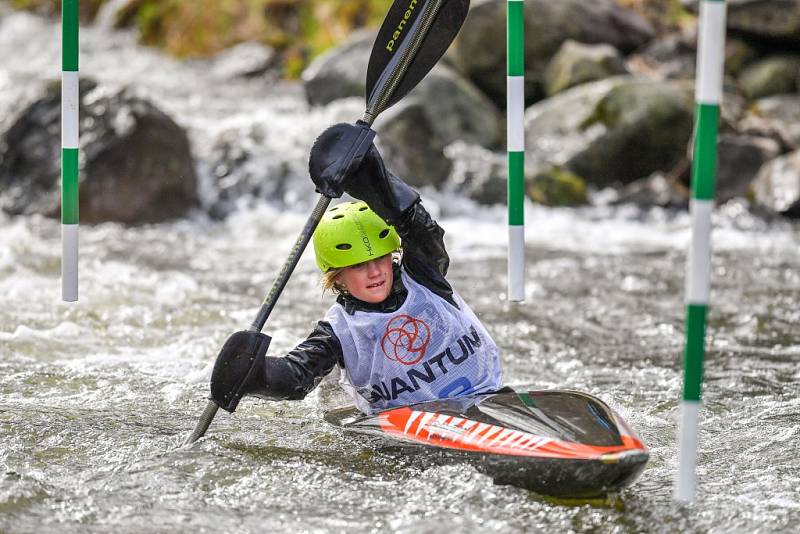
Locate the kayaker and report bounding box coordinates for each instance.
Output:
[214,122,503,414]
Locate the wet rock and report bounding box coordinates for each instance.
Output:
[301,30,374,107]
[544,40,628,97]
[738,56,800,100]
[207,41,279,80]
[683,0,800,42]
[724,0,800,42]
[716,133,782,203]
[627,33,697,80]
[444,142,506,205]
[738,94,800,150]
[525,76,630,170]
[725,37,761,78]
[752,150,800,217]
[302,34,501,149]
[450,0,654,106]
[373,98,451,189]
[629,35,757,88]
[571,80,694,186]
[402,65,502,149]
[205,121,314,219]
[613,172,689,209]
[525,76,694,188]
[445,141,508,204]
[527,166,588,206]
[0,78,198,223]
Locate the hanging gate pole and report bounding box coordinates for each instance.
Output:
[62,0,79,302]
[675,0,727,503]
[507,0,525,302]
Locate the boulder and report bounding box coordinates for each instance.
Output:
[302,38,501,149]
[716,133,782,203]
[543,40,628,97]
[400,65,502,149]
[738,94,800,150]
[752,150,800,217]
[570,80,694,186]
[373,98,452,188]
[207,41,279,80]
[525,76,695,187]
[443,141,507,205]
[738,56,800,100]
[684,0,800,41]
[301,30,374,107]
[450,0,654,106]
[0,78,198,223]
[525,76,630,171]
[725,0,800,42]
[724,37,760,78]
[613,172,689,209]
[527,166,588,206]
[627,33,697,80]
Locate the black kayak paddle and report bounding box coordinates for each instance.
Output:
[184,0,471,445]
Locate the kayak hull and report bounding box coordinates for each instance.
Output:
[324,389,648,497]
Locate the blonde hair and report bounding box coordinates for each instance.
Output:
[320,267,347,295]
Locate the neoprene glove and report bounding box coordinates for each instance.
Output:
[210,330,272,412]
[309,122,420,225]
[308,121,376,198]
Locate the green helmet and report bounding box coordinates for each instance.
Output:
[313,201,401,272]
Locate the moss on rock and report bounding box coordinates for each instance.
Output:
[527,166,588,206]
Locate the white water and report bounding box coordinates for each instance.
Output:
[2,6,800,534]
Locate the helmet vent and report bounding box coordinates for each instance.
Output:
[358,206,368,211]
[332,214,344,219]
[379,229,390,239]
[336,243,352,250]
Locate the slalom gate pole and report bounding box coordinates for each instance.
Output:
[675,0,727,504]
[507,0,525,302]
[62,0,79,301]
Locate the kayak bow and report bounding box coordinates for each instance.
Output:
[325,389,648,497]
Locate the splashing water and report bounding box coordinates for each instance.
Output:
[1,8,800,534]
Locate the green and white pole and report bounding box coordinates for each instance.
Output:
[62,0,79,301]
[507,0,525,302]
[676,0,726,503]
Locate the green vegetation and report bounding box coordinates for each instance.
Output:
[11,0,106,20]
[11,0,394,77]
[617,0,695,34]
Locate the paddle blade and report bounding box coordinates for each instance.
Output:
[210,331,272,413]
[366,0,470,116]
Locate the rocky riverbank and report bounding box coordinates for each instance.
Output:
[2,0,800,223]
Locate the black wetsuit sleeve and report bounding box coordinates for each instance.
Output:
[394,203,456,305]
[261,321,343,400]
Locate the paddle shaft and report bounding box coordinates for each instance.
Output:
[185,0,451,446]
[185,114,375,445]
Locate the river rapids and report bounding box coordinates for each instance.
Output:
[1,7,799,534]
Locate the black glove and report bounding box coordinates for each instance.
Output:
[346,145,421,226]
[308,121,376,198]
[210,330,272,413]
[309,122,420,225]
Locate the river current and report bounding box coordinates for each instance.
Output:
[1,6,799,534]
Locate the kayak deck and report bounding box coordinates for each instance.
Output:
[325,389,648,497]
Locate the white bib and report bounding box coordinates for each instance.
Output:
[325,269,502,414]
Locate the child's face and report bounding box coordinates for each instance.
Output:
[338,254,394,303]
